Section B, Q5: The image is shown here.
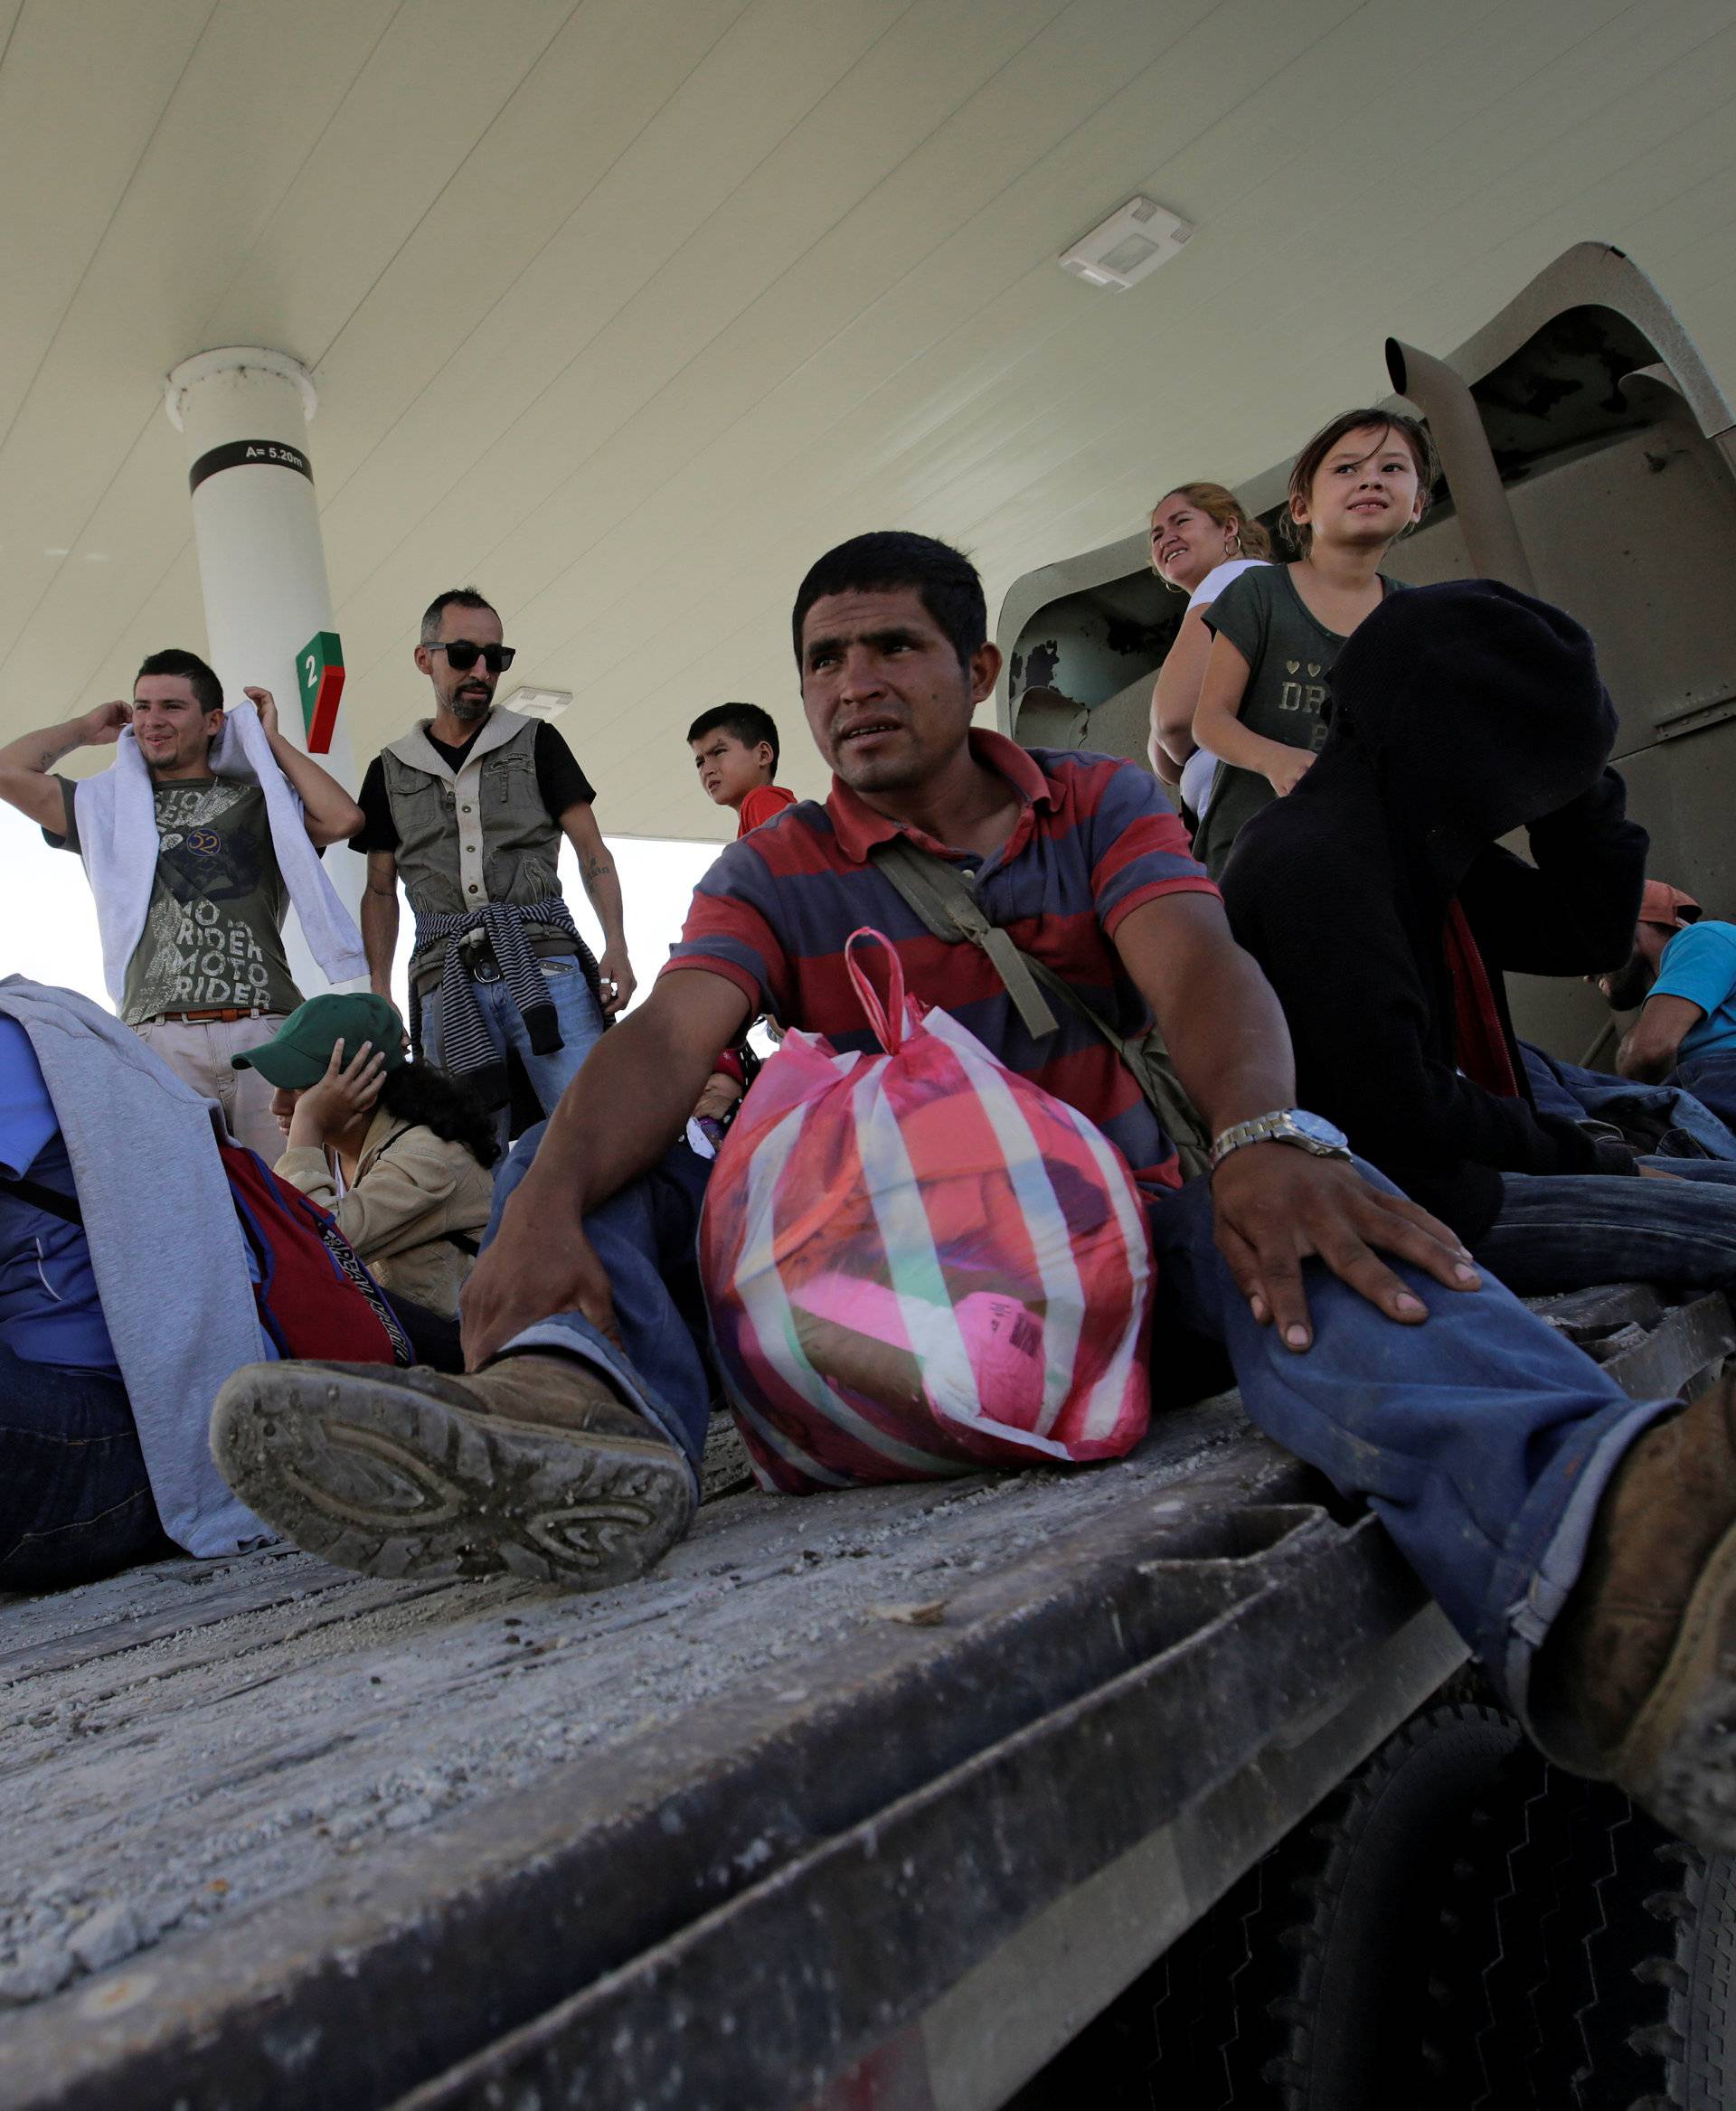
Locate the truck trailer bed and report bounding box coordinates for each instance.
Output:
[1,1285,1727,2111]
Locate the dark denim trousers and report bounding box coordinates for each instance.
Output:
[483,1134,1661,1726]
[386,1293,465,1373]
[1522,1043,1736,1159]
[1144,1169,1660,1719]
[0,1336,166,1589]
[1674,1051,1736,1139]
[1476,1156,1736,1296]
[485,1126,717,1486]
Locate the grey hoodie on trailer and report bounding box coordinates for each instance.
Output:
[0,977,271,1557]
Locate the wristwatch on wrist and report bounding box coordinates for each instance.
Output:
[1208,1107,1353,1172]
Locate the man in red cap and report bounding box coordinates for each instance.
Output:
[1597,881,1736,1131]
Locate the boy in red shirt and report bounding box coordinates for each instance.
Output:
[688,703,797,836]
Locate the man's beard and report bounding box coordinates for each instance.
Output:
[1603,949,1656,1011]
[145,737,212,777]
[449,688,492,721]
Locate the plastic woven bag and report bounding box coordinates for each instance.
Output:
[700,929,1154,1493]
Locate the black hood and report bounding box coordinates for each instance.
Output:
[1316,580,1618,849]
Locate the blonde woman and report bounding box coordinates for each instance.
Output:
[1145,483,1273,819]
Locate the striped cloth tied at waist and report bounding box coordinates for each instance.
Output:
[409,899,602,1111]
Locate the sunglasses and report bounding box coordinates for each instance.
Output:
[429,640,516,675]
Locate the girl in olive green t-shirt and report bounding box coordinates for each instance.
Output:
[1190,409,1436,880]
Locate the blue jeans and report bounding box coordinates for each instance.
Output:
[1476,1156,1736,1296]
[1674,1052,1736,1139]
[485,1126,716,1489]
[422,955,606,1146]
[1522,1042,1736,1159]
[0,1336,167,1588]
[1145,1170,1665,1719]
[482,1135,1664,1725]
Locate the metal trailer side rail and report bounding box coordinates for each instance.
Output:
[390,1502,1460,2111]
[380,1290,1735,2111]
[368,1288,1736,2111]
[0,1439,1437,2111]
[3,1291,1725,2111]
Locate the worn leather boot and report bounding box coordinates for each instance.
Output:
[1530,1372,1736,1851]
[211,1354,694,1591]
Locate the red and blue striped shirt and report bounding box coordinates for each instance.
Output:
[663,731,1218,1191]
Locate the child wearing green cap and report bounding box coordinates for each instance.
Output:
[236,995,496,1361]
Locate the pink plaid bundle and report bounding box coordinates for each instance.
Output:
[700,930,1155,1494]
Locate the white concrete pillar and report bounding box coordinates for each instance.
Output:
[164,346,363,994]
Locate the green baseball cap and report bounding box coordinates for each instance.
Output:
[234,993,410,1090]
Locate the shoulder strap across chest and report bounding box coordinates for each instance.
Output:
[867,834,1210,1173]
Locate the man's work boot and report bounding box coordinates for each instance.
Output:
[211,1355,694,1591]
[1530,1372,1736,1851]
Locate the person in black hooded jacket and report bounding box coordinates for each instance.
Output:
[1222,577,1736,1293]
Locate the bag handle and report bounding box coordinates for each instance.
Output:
[844,928,910,1054]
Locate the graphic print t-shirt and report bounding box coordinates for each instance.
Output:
[1192,565,1408,881]
[54,777,303,1023]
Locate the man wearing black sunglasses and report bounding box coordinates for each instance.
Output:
[350,587,635,1141]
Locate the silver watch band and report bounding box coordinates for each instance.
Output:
[1208,1108,1351,1171]
[1210,1111,1291,1170]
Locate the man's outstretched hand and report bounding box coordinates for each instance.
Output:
[459,1183,620,1371]
[1210,1142,1481,1352]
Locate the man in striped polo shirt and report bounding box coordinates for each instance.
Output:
[213,532,1736,1856]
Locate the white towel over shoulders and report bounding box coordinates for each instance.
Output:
[71,700,366,1007]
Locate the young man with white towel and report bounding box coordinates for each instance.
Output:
[0,648,366,1157]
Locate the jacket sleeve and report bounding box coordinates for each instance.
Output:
[273,1145,339,1209]
[1227,841,1625,1184]
[1456,768,1647,977]
[280,1130,466,1264]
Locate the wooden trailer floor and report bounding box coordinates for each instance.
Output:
[4,1280,1726,2111]
[0,1397,1257,2015]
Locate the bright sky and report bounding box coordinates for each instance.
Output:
[0,800,722,1016]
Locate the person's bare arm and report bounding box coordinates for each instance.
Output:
[1149,737,1184,794]
[1148,605,1217,770]
[241,689,365,845]
[361,850,401,1002]
[459,968,750,1367]
[1111,891,1480,1351]
[0,702,128,832]
[1618,993,1703,1081]
[1192,633,1315,795]
[560,800,635,1014]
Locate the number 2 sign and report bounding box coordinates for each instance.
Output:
[297,630,345,753]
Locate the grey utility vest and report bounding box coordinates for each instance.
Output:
[381,709,566,978]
